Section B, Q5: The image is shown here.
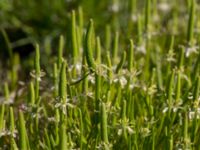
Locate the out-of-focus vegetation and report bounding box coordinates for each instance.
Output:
[0,0,199,149]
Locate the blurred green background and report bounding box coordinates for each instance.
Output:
[0,0,199,82]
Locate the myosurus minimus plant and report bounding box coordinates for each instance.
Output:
[0,0,200,149]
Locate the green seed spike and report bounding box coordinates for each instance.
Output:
[152,0,157,17]
[113,32,119,63]
[4,82,9,100]
[95,72,101,125]
[166,36,175,76]
[28,82,35,105]
[128,39,134,72]
[137,15,142,45]
[19,110,27,150]
[193,76,200,102]
[82,57,88,93]
[76,26,81,58]
[78,6,84,32]
[35,44,40,100]
[9,106,18,150]
[145,0,151,34]
[116,51,126,73]
[11,138,18,150]
[121,100,127,140]
[175,71,181,102]
[152,127,155,150]
[0,104,5,131]
[35,44,40,77]
[59,61,67,103]
[44,128,51,149]
[192,53,200,81]
[95,73,101,102]
[155,47,163,89]
[96,36,101,64]
[178,47,184,69]
[84,19,96,72]
[78,109,84,149]
[72,10,78,63]
[58,35,64,70]
[0,83,8,132]
[169,36,174,51]
[169,135,173,150]
[11,53,19,89]
[9,107,15,133]
[53,63,58,97]
[106,52,112,81]
[187,0,191,9]
[105,25,111,51]
[130,0,136,14]
[183,112,188,145]
[59,124,67,150]
[77,7,84,54]
[187,0,195,44]
[101,102,108,144]
[167,70,175,114]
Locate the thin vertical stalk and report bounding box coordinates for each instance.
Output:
[145,0,151,35]
[53,63,58,97]
[19,110,27,150]
[72,10,78,63]
[101,102,108,144]
[187,0,195,44]
[28,82,35,105]
[34,44,40,101]
[59,124,67,150]
[128,39,134,72]
[96,36,101,64]
[116,51,126,73]
[169,135,173,150]
[59,61,67,124]
[106,52,112,82]
[78,109,84,149]
[105,25,111,51]
[84,19,96,72]
[95,72,101,124]
[59,61,67,103]
[121,100,127,141]
[58,35,64,70]
[113,32,119,63]
[193,77,200,102]
[167,70,175,116]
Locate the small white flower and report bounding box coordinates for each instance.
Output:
[158,3,170,12]
[117,129,122,135]
[126,126,134,134]
[185,46,198,57]
[47,117,56,122]
[162,107,169,113]
[131,14,138,22]
[189,111,195,120]
[147,84,157,95]
[129,84,134,90]
[30,70,46,81]
[166,50,176,62]
[140,127,151,137]
[119,76,127,88]
[75,63,82,73]
[110,3,119,13]
[88,74,95,84]
[188,108,200,120]
[136,44,146,54]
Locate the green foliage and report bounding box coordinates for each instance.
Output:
[0,0,200,149]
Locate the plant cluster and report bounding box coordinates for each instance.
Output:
[0,0,200,149]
